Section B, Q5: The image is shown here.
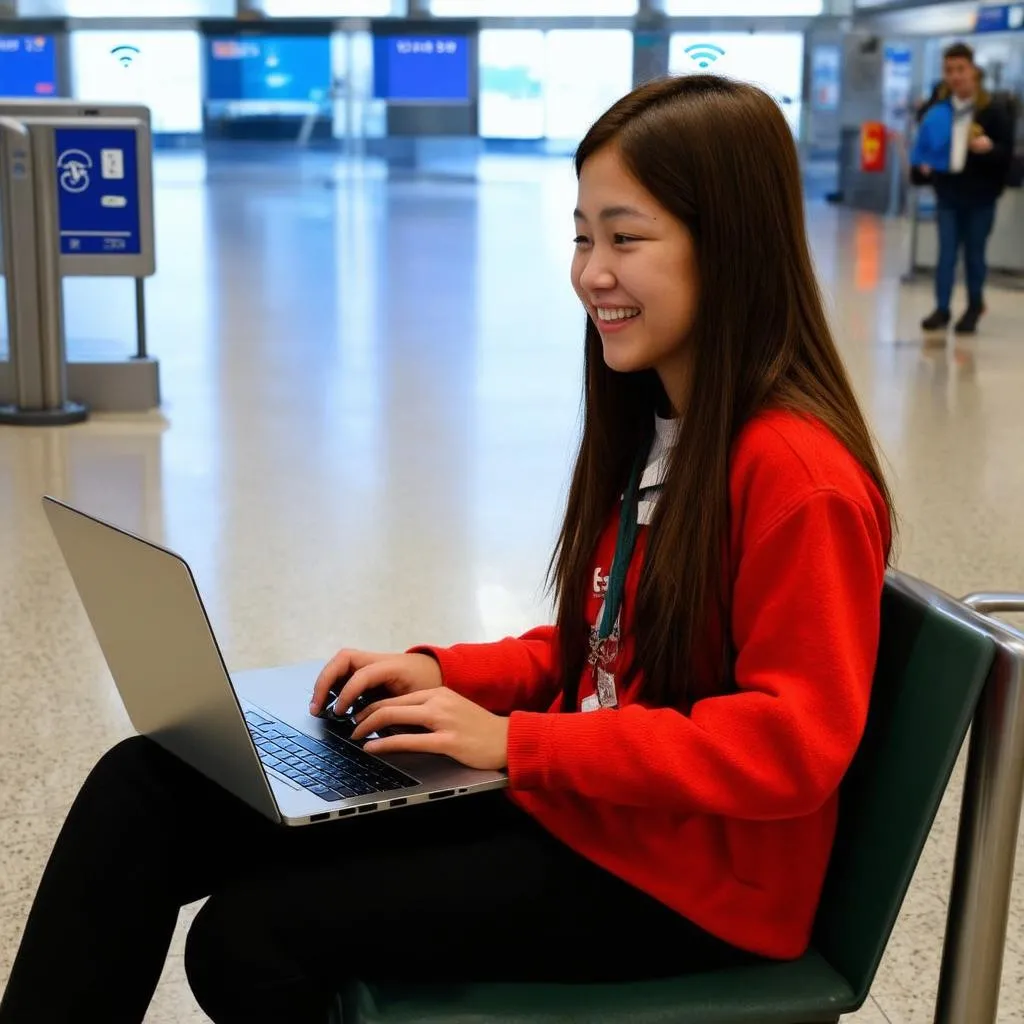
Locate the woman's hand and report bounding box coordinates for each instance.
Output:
[309,650,443,718]
[351,689,510,771]
[969,134,994,155]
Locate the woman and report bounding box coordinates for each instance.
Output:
[0,75,894,1024]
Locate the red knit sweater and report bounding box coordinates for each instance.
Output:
[422,411,890,960]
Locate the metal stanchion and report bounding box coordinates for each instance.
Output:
[934,594,1024,1024]
[30,123,87,423]
[0,117,44,414]
[133,277,148,360]
[0,116,87,426]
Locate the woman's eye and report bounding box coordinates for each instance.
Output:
[613,233,641,245]
[573,235,591,246]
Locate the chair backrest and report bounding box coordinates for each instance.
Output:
[811,572,997,1002]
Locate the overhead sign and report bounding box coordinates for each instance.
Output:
[0,35,58,98]
[206,35,332,106]
[54,126,142,256]
[975,4,1024,32]
[372,35,470,102]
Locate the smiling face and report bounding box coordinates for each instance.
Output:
[571,144,700,414]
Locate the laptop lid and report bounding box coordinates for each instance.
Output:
[42,496,281,823]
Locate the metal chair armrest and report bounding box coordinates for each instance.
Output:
[962,593,1024,616]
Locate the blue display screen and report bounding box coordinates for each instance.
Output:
[55,127,142,256]
[373,35,470,103]
[974,4,1024,32]
[206,36,332,102]
[0,35,58,98]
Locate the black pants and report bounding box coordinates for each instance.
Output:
[1,737,754,1024]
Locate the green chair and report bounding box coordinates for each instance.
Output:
[338,572,997,1024]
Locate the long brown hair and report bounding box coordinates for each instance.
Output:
[551,75,896,711]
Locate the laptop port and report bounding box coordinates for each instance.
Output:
[428,789,455,800]
[336,808,356,817]
[390,798,407,807]
[357,803,377,814]
[310,812,330,823]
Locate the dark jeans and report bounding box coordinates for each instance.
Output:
[0,737,754,1024]
[935,196,997,312]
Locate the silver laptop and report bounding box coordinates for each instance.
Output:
[42,496,508,826]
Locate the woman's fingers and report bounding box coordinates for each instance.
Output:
[351,701,434,742]
[362,731,448,758]
[311,652,443,717]
[349,688,508,771]
[355,689,434,718]
[329,661,407,716]
[310,649,384,713]
[310,653,348,712]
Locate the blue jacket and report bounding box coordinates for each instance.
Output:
[910,100,953,172]
[910,91,1013,200]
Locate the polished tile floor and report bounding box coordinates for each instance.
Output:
[1,148,1023,1022]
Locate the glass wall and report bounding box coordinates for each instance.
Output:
[544,30,633,142]
[25,0,233,14]
[70,30,204,134]
[331,30,386,139]
[431,0,638,15]
[260,0,404,14]
[57,15,812,147]
[478,28,632,142]
[478,29,545,139]
[668,32,804,137]
[664,0,821,12]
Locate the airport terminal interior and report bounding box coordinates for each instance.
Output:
[1,0,1024,1021]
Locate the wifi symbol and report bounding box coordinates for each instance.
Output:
[685,43,726,69]
[111,44,140,67]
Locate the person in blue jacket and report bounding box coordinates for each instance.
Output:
[910,43,1013,335]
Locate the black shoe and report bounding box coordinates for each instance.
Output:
[921,309,951,331]
[954,306,984,335]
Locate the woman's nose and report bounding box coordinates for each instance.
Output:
[578,254,616,293]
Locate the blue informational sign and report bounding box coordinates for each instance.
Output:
[883,44,914,130]
[810,44,841,112]
[206,36,331,103]
[975,4,1024,32]
[0,35,58,98]
[373,36,470,103]
[55,127,142,256]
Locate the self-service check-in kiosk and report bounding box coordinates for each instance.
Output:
[0,100,158,424]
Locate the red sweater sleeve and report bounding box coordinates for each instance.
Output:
[410,626,561,716]
[505,489,887,818]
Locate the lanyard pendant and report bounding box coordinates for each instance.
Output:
[587,622,620,669]
[595,667,618,709]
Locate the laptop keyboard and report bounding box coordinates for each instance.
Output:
[244,709,418,802]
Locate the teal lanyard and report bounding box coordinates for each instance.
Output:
[562,440,652,713]
[597,446,648,643]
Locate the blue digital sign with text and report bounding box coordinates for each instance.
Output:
[0,35,58,98]
[55,127,142,256]
[206,36,331,103]
[373,35,470,102]
[975,4,1024,32]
